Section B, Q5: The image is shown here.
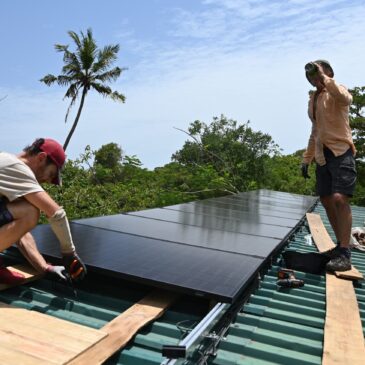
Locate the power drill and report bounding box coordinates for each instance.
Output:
[277,268,304,288]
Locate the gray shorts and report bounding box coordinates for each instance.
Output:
[316,147,357,197]
[0,197,13,228]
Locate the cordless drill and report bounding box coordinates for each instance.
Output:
[277,268,304,288]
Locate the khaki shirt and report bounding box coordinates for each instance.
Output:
[0,152,44,202]
[302,76,355,166]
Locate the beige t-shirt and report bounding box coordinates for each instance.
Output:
[0,152,44,202]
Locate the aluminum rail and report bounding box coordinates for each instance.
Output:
[161,302,229,364]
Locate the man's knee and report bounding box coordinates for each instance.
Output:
[332,193,349,207]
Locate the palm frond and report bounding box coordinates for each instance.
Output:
[109,90,126,102]
[64,83,82,122]
[90,82,112,96]
[78,28,97,71]
[90,82,125,102]
[94,67,124,83]
[68,31,82,49]
[92,44,120,73]
[56,75,74,86]
[62,50,81,72]
[40,74,57,86]
[55,44,68,53]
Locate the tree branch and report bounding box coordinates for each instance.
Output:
[173,126,240,193]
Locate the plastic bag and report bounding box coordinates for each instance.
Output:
[351,227,365,252]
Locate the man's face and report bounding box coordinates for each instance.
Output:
[307,73,324,89]
[34,153,58,184]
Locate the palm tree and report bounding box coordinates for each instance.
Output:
[41,28,126,151]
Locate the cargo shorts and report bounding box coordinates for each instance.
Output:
[0,197,14,228]
[316,147,357,197]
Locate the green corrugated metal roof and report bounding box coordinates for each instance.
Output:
[1,201,364,365]
[0,265,207,365]
[209,203,365,365]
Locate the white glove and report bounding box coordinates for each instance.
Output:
[45,265,67,280]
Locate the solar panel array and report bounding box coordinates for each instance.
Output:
[32,190,317,302]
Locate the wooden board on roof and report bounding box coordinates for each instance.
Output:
[0,301,107,365]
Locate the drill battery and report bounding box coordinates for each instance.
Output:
[277,268,304,288]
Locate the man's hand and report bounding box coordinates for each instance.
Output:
[62,252,87,282]
[46,265,67,280]
[301,163,310,179]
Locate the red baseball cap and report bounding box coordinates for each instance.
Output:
[39,138,66,185]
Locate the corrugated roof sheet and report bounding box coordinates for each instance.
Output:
[1,200,364,365]
[209,203,365,365]
[0,266,208,365]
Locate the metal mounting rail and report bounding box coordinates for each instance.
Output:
[161,302,229,364]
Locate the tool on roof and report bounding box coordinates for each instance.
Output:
[62,269,78,298]
[276,268,304,288]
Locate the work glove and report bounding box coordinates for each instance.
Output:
[62,252,87,282]
[45,265,67,281]
[301,163,310,179]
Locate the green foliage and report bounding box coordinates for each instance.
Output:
[264,154,316,195]
[93,142,123,183]
[45,145,233,222]
[349,86,365,160]
[94,143,123,168]
[172,115,280,193]
[40,28,126,150]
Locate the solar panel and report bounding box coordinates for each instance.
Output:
[128,208,291,239]
[164,203,299,227]
[32,224,263,302]
[31,190,317,302]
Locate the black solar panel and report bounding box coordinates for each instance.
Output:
[31,190,317,302]
[74,214,281,257]
[32,224,263,302]
[128,208,291,239]
[164,203,299,227]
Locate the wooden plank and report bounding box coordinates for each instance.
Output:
[306,213,335,252]
[335,266,363,280]
[0,305,107,344]
[0,306,105,347]
[0,301,107,365]
[0,328,74,364]
[306,213,363,280]
[0,344,54,365]
[323,274,365,365]
[0,264,44,291]
[68,290,178,365]
[306,213,365,364]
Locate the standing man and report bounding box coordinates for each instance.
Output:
[302,60,356,272]
[0,138,86,283]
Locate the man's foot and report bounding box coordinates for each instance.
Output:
[324,246,352,272]
[326,255,351,272]
[321,246,341,260]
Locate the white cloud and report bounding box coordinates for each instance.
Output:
[2,0,365,168]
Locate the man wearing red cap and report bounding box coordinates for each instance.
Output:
[0,138,86,283]
[302,60,356,272]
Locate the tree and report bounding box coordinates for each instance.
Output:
[349,86,365,160]
[172,115,280,192]
[93,142,123,183]
[40,28,126,150]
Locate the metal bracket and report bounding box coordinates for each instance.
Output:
[161,302,229,364]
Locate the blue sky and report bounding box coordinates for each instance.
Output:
[1,0,365,168]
